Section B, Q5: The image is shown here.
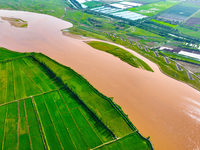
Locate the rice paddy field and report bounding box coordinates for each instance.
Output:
[0,47,153,150]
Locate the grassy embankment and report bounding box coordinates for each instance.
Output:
[0,47,29,61]
[0,47,153,150]
[86,41,153,72]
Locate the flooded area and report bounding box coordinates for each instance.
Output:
[1,9,200,150]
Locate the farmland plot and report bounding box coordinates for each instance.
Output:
[0,56,59,104]
[159,5,199,22]
[129,1,179,16]
[33,90,114,149]
[96,132,152,150]
[83,1,103,8]
[185,17,200,29]
[0,99,46,150]
[175,26,200,39]
[180,1,200,8]
[192,10,200,18]
[33,89,152,150]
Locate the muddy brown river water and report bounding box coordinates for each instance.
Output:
[1,10,200,150]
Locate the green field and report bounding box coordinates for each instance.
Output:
[86,41,153,72]
[192,10,200,18]
[151,19,177,28]
[129,0,160,3]
[0,0,68,18]
[0,48,153,149]
[180,1,200,8]
[129,1,179,16]
[126,26,164,38]
[176,26,200,38]
[0,47,28,61]
[83,1,103,8]
[0,56,59,105]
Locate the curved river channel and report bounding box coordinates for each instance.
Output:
[0,10,200,150]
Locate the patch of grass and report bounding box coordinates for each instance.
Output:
[151,19,177,28]
[86,41,153,72]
